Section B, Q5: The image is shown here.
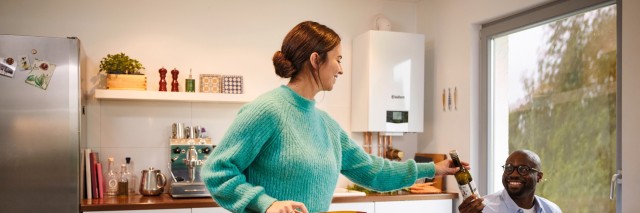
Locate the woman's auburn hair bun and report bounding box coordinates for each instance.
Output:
[273,51,296,78]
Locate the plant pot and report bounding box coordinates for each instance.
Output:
[106,74,147,90]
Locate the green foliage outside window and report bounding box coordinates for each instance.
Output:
[508,5,616,213]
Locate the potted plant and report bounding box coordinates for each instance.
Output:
[99,53,147,90]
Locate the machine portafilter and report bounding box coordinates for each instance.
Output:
[183,145,202,182]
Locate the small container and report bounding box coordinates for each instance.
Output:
[172,123,185,139]
[200,127,208,138]
[117,164,129,196]
[193,125,202,138]
[185,69,195,92]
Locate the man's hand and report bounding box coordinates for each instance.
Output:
[458,194,484,213]
[266,201,309,213]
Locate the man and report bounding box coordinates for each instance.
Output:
[459,150,562,213]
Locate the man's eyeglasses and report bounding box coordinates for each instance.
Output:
[502,164,540,176]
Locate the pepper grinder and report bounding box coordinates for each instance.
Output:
[159,67,167,91]
[171,68,179,92]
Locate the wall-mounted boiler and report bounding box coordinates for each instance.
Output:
[351,30,425,134]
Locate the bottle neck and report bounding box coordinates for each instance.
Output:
[108,162,114,173]
[451,156,465,170]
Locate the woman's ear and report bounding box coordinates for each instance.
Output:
[310,52,320,70]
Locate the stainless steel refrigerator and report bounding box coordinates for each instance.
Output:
[0,35,85,212]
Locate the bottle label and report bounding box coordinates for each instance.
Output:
[108,179,118,188]
[459,181,478,199]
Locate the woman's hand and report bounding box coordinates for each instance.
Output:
[434,159,470,176]
[266,201,309,213]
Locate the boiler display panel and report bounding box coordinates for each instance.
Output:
[386,111,408,123]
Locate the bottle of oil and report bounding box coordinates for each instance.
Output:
[125,157,137,195]
[117,164,129,196]
[449,150,478,199]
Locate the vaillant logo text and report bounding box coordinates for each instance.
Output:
[391,95,405,99]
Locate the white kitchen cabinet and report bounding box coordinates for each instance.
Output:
[192,207,231,213]
[374,200,452,213]
[328,202,375,213]
[90,208,190,213]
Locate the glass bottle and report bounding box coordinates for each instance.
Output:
[449,150,479,199]
[385,147,404,161]
[104,157,118,196]
[117,164,129,196]
[125,157,137,195]
[185,68,195,92]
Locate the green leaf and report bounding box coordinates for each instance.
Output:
[35,74,44,86]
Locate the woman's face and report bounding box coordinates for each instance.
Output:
[318,44,343,91]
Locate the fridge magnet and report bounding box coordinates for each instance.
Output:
[25,59,56,90]
[200,74,222,93]
[18,55,31,71]
[0,57,17,78]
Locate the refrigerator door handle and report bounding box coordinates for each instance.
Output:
[609,170,622,200]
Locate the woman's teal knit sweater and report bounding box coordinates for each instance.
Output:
[201,86,435,213]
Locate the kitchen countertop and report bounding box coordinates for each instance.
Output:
[81,192,458,212]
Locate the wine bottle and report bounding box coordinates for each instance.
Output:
[449,150,478,199]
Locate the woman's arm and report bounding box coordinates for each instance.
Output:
[201,104,278,213]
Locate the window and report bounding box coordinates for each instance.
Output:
[481,1,616,212]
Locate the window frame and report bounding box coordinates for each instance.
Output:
[479,0,616,195]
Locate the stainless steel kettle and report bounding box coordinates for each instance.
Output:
[139,167,167,196]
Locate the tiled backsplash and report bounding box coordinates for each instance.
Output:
[87,100,243,191]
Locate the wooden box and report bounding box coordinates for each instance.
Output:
[106,74,147,90]
[414,153,447,191]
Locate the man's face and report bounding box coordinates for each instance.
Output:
[502,152,543,198]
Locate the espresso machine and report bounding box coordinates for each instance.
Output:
[168,124,215,198]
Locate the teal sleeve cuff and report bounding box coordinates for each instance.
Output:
[247,193,278,213]
[417,162,436,179]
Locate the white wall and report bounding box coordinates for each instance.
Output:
[0,0,423,189]
[415,0,550,198]
[621,0,640,211]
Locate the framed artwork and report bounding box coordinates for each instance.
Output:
[222,75,243,94]
[199,74,222,93]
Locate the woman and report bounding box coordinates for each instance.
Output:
[201,21,466,213]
